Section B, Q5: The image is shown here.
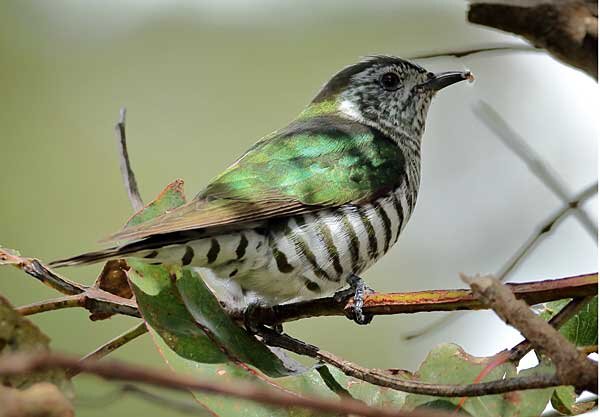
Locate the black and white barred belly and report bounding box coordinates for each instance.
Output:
[136,182,417,306]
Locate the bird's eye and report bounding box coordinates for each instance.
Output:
[380,72,401,91]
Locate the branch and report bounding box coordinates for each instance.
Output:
[80,384,213,416]
[403,181,597,340]
[1,249,85,295]
[509,295,595,361]
[0,353,455,417]
[1,249,140,319]
[3,247,596,325]
[464,275,598,393]
[409,45,542,60]
[115,108,144,212]
[468,0,598,79]
[17,295,83,316]
[474,100,597,240]
[239,273,597,325]
[68,322,148,377]
[259,327,566,397]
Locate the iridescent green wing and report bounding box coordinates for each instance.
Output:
[106,115,404,243]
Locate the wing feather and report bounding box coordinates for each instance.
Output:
[104,115,405,243]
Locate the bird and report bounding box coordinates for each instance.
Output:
[51,56,472,324]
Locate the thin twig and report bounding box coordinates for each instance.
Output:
[77,384,213,416]
[509,296,595,362]
[0,352,457,417]
[259,327,567,397]
[496,184,597,282]
[579,345,598,355]
[115,108,144,212]
[464,275,598,393]
[3,248,596,323]
[410,45,541,60]
[17,295,83,316]
[474,100,597,239]
[1,249,86,295]
[68,322,148,377]
[403,182,597,340]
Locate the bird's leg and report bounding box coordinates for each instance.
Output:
[333,274,374,325]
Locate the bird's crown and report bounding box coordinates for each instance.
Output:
[304,55,468,143]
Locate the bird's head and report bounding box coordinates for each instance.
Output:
[309,56,472,142]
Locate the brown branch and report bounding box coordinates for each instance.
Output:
[509,296,595,361]
[84,384,213,416]
[240,273,597,325]
[468,0,598,78]
[1,249,85,295]
[403,181,597,340]
[68,322,148,378]
[464,275,598,393]
[1,249,140,319]
[115,107,144,212]
[0,352,455,417]
[409,45,542,60]
[17,295,83,316]
[259,327,566,397]
[3,247,596,325]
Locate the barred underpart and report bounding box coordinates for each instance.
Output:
[132,182,417,307]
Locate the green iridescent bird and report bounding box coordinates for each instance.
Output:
[51,56,471,324]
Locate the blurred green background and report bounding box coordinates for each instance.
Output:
[1,1,597,416]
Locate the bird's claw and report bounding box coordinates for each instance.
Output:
[335,274,374,325]
[243,303,283,334]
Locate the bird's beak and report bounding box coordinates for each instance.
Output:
[420,71,473,92]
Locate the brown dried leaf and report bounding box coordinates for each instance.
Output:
[90,259,132,320]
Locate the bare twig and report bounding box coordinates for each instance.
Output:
[579,345,598,355]
[464,275,598,393]
[1,249,85,295]
[468,0,598,78]
[77,384,213,416]
[0,352,456,417]
[509,296,595,361]
[115,108,144,212]
[474,100,597,239]
[3,247,596,324]
[17,295,83,316]
[259,327,566,397]
[496,184,597,283]
[410,44,541,60]
[1,249,140,318]
[68,322,148,377]
[403,182,597,340]
[240,273,597,325]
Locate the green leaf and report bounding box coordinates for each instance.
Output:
[416,400,472,415]
[403,344,554,417]
[125,179,299,376]
[151,328,407,416]
[125,179,187,228]
[540,297,598,347]
[124,181,407,415]
[128,262,226,363]
[551,386,576,415]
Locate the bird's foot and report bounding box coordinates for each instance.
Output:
[333,274,374,325]
[243,303,283,334]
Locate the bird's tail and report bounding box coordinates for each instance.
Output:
[49,231,207,268]
[49,246,132,268]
